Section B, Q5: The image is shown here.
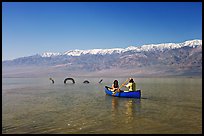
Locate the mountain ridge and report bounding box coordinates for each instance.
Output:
[2,39,202,77]
[39,39,202,57]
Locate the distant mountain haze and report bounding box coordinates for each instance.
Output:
[2,39,202,77]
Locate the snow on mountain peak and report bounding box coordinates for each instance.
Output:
[182,39,202,47]
[41,39,202,57]
[64,49,83,56]
[63,48,124,56]
[136,39,202,52]
[41,52,61,57]
[125,46,139,51]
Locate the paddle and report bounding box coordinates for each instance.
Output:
[119,78,130,89]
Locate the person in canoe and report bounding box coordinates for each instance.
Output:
[122,78,136,92]
[111,80,121,94]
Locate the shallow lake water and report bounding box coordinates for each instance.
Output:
[2,77,202,134]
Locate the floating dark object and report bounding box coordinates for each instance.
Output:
[49,78,54,84]
[99,79,103,83]
[64,78,75,84]
[83,80,90,84]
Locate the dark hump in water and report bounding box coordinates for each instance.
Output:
[83,80,90,84]
[64,78,75,84]
[49,78,54,84]
[99,79,103,83]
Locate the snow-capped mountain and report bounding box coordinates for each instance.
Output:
[39,39,202,57]
[137,39,202,52]
[63,48,125,56]
[2,39,202,77]
[41,52,61,57]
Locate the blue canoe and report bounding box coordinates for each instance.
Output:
[104,86,141,98]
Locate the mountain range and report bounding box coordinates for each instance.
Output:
[2,39,202,77]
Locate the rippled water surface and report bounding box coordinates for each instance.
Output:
[2,77,202,134]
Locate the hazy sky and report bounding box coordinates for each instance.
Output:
[2,2,202,60]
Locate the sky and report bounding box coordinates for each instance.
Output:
[2,2,202,60]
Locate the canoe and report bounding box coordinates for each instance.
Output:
[104,86,141,98]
